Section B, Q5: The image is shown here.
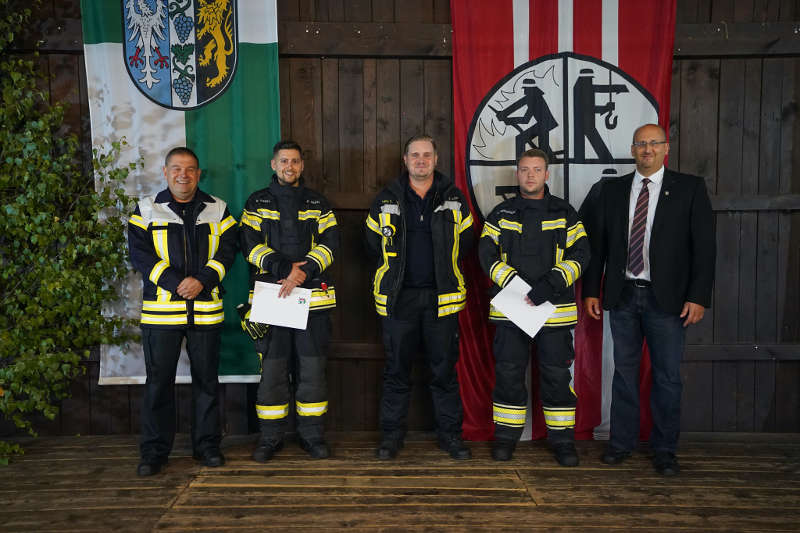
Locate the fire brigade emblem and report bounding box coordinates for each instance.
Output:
[382,226,394,238]
[466,53,659,219]
[122,0,238,110]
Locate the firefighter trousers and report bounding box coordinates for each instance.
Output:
[492,324,576,444]
[379,288,463,441]
[255,312,331,443]
[140,327,221,460]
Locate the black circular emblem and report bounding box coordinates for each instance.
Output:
[382,226,394,238]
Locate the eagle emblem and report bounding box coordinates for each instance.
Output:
[122,0,238,110]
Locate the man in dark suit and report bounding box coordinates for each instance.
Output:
[582,123,715,476]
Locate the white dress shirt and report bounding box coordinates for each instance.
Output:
[625,165,665,281]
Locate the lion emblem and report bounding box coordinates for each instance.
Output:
[196,0,234,88]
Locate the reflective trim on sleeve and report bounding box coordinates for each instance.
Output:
[206,259,226,280]
[128,214,147,230]
[318,211,337,232]
[149,259,170,284]
[566,221,587,247]
[490,261,516,288]
[498,219,523,233]
[541,218,566,231]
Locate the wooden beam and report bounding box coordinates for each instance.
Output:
[16,20,800,58]
[674,22,800,58]
[684,344,800,361]
[710,194,800,212]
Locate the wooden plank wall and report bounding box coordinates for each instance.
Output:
[2,0,799,439]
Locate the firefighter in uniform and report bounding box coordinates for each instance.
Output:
[240,141,338,461]
[479,148,590,466]
[128,147,238,476]
[366,135,474,460]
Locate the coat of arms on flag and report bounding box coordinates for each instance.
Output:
[123,0,238,109]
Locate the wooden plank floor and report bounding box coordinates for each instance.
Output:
[2,432,799,531]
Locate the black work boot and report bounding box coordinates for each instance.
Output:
[299,438,331,459]
[552,442,579,467]
[252,438,284,463]
[491,439,516,461]
[375,438,404,460]
[438,434,471,460]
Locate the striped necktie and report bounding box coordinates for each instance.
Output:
[627,178,650,276]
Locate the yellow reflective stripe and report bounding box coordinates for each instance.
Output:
[554,259,581,286]
[219,215,237,233]
[481,222,500,244]
[498,219,522,233]
[489,305,510,320]
[207,232,220,261]
[206,259,225,280]
[149,259,169,284]
[156,286,171,302]
[365,214,381,235]
[129,214,147,230]
[438,291,466,306]
[296,400,328,416]
[318,211,337,232]
[544,304,578,326]
[493,403,527,426]
[193,300,224,311]
[247,243,273,268]
[490,261,516,287]
[141,314,188,325]
[541,218,566,231]
[373,248,396,310]
[194,314,225,325]
[257,208,280,220]
[310,287,336,309]
[438,302,466,317]
[241,210,262,231]
[298,209,322,220]
[459,212,474,233]
[450,212,466,291]
[566,221,587,247]
[142,301,187,311]
[256,403,289,420]
[307,244,333,271]
[543,407,576,428]
[152,228,169,261]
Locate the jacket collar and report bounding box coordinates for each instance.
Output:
[154,188,213,204]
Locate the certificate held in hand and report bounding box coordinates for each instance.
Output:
[250,281,312,330]
[490,276,556,338]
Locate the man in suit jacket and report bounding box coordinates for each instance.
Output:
[582,123,715,476]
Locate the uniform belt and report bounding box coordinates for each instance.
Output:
[625,278,652,288]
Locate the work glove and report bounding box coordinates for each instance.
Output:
[528,277,557,305]
[237,303,269,340]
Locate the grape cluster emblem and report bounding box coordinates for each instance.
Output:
[122,0,238,110]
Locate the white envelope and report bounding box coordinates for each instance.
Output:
[250,281,312,330]
[490,276,556,338]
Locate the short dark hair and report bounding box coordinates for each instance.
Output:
[403,134,437,155]
[164,147,199,167]
[517,148,549,169]
[272,140,303,158]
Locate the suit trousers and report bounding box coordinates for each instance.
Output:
[609,284,686,453]
[379,288,463,440]
[140,327,221,460]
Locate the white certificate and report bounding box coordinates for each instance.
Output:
[490,276,556,338]
[250,281,312,330]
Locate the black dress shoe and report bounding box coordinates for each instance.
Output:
[438,435,471,460]
[137,457,167,477]
[193,449,225,467]
[653,451,680,476]
[552,442,579,467]
[491,440,516,461]
[375,439,403,460]
[252,439,284,463]
[299,439,330,459]
[601,447,632,465]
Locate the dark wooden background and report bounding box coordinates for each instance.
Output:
[3,0,799,439]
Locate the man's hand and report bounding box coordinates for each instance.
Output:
[583,297,602,320]
[524,295,534,306]
[680,301,705,327]
[176,277,204,300]
[278,261,308,298]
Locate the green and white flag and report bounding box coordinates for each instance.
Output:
[81,0,280,383]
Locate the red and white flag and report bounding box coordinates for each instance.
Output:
[452,0,676,440]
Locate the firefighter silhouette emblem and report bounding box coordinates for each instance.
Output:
[467,53,658,219]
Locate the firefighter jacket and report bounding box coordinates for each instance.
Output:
[128,189,238,329]
[479,187,590,328]
[365,171,474,318]
[240,176,339,311]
